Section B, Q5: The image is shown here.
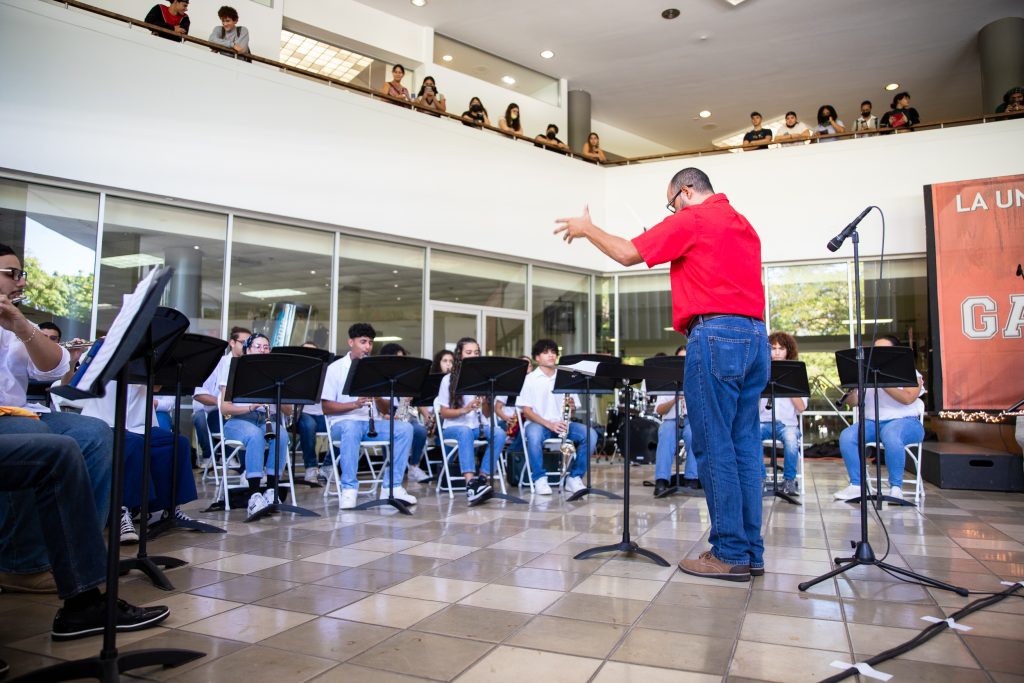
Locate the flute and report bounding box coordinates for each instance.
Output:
[59,340,98,349]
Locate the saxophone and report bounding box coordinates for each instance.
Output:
[559,394,576,475]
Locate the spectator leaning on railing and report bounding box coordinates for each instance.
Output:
[145,0,190,41]
[461,97,490,127]
[814,105,845,142]
[742,112,772,150]
[880,92,919,132]
[853,100,878,135]
[996,87,1024,119]
[208,6,250,59]
[498,103,523,135]
[775,111,811,145]
[535,123,569,152]
[415,76,446,114]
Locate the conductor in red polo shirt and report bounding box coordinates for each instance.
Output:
[555,167,769,582]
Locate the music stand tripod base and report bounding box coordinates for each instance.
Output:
[148,513,226,537]
[355,493,413,515]
[574,541,670,567]
[7,648,205,683]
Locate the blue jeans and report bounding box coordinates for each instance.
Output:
[330,418,412,489]
[524,422,595,481]
[760,421,800,482]
[443,424,506,476]
[686,315,769,568]
[655,415,696,481]
[223,412,288,477]
[193,408,215,459]
[298,413,328,468]
[155,410,172,431]
[122,428,198,511]
[0,412,112,574]
[0,434,106,598]
[409,420,427,467]
[840,417,924,488]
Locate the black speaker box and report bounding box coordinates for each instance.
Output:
[919,443,1024,492]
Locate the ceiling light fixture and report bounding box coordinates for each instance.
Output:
[441,54,453,62]
[885,83,900,91]
[699,110,712,118]
[240,288,307,299]
[662,8,680,19]
[540,50,554,59]
[410,0,426,7]
[502,75,516,85]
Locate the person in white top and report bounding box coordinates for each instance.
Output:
[833,335,926,501]
[192,326,249,465]
[653,345,697,496]
[775,111,812,145]
[217,332,292,518]
[759,332,807,496]
[518,338,596,495]
[0,243,113,594]
[295,341,330,486]
[436,337,507,503]
[321,323,415,509]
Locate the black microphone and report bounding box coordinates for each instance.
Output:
[827,206,873,252]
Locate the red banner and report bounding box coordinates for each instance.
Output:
[927,173,1024,410]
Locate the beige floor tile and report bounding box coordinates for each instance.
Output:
[345,537,425,552]
[746,590,843,621]
[458,584,563,614]
[250,560,346,583]
[841,597,946,628]
[594,558,678,581]
[611,628,733,674]
[143,593,242,628]
[952,608,1024,639]
[964,635,1024,675]
[740,612,848,651]
[7,626,166,660]
[459,645,601,683]
[0,600,60,644]
[848,623,980,668]
[190,575,299,602]
[168,643,336,683]
[494,567,584,591]
[254,583,370,614]
[383,575,486,602]
[871,659,992,683]
[308,662,428,682]
[542,591,650,627]
[350,630,493,680]
[314,568,412,592]
[593,661,724,683]
[637,603,742,639]
[412,604,531,642]
[327,593,447,629]
[400,541,480,560]
[571,574,665,601]
[260,616,398,661]
[304,548,391,567]
[730,639,849,683]
[507,614,626,658]
[193,553,290,575]
[180,604,315,643]
[655,581,749,609]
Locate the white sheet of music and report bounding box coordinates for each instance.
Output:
[557,360,601,376]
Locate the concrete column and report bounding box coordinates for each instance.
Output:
[567,89,592,153]
[979,17,1024,113]
[165,246,201,319]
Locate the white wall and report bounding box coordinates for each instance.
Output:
[3,0,1023,275]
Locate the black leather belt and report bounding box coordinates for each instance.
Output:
[686,313,758,335]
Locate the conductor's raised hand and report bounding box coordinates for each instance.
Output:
[554,205,595,244]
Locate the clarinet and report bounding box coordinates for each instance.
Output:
[476,396,486,440]
[262,405,276,442]
[559,394,576,470]
[366,400,378,438]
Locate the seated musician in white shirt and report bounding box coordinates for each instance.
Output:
[192,326,249,466]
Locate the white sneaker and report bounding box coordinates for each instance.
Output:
[407,465,430,483]
[247,492,269,517]
[119,507,138,545]
[833,484,862,501]
[340,488,358,509]
[304,468,320,485]
[319,464,333,482]
[380,486,417,505]
[564,476,585,494]
[889,486,904,501]
[533,478,553,495]
[263,488,277,506]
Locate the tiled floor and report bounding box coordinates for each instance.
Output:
[3,459,1024,682]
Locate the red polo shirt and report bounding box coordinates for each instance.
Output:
[631,193,765,334]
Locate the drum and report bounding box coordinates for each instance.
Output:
[616,391,644,416]
[618,415,660,465]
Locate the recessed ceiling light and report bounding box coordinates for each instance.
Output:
[502,75,516,85]
[441,54,453,62]
[410,0,426,6]
[885,83,900,91]
[699,110,712,118]
[540,50,554,59]
[662,8,680,19]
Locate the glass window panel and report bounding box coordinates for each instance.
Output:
[338,236,424,355]
[485,315,525,358]
[229,218,333,349]
[433,310,476,356]
[531,267,589,356]
[100,197,226,337]
[0,180,98,339]
[617,272,681,364]
[430,250,526,310]
[595,276,615,355]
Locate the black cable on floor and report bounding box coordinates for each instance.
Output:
[818,582,1023,683]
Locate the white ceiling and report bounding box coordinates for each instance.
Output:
[353,0,1021,150]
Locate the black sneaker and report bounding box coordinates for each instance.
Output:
[52,598,170,641]
[466,477,492,503]
[0,657,9,679]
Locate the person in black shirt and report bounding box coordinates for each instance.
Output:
[145,1,190,41]
[879,92,920,133]
[461,97,490,127]
[535,123,569,152]
[741,112,772,150]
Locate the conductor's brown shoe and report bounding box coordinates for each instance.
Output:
[0,570,57,594]
[678,550,751,583]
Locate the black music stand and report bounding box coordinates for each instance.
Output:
[642,355,695,498]
[411,372,445,483]
[569,362,669,566]
[272,346,334,487]
[455,357,530,506]
[343,355,433,514]
[117,307,191,590]
[760,360,808,506]
[556,354,621,501]
[37,267,205,683]
[226,353,326,521]
[837,346,916,508]
[148,333,229,539]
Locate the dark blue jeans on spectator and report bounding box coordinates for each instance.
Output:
[409,419,427,467]
[0,412,112,575]
[122,428,198,511]
[0,434,106,598]
[759,421,800,481]
[298,412,327,469]
[685,315,769,570]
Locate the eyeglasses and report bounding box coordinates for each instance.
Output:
[0,267,28,281]
[666,185,693,214]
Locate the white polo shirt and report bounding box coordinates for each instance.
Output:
[517,367,580,424]
[437,372,481,429]
[321,353,375,423]
[0,328,70,413]
[656,394,688,421]
[81,381,157,435]
[863,371,924,421]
